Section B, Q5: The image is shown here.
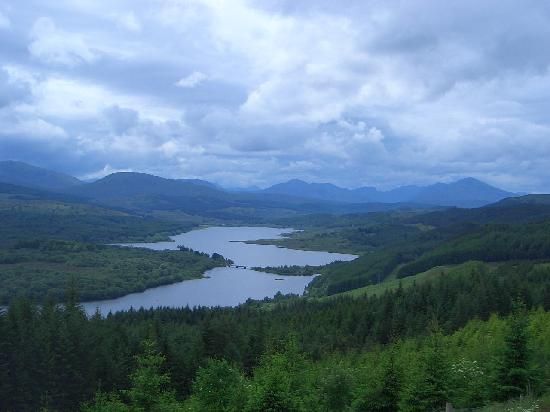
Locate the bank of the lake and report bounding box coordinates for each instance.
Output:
[83,226,357,315]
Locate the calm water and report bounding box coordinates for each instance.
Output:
[83,227,356,315]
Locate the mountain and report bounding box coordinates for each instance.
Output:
[66,172,232,215]
[69,172,218,199]
[0,160,82,191]
[66,172,426,221]
[262,177,518,208]
[264,179,359,202]
[178,178,223,190]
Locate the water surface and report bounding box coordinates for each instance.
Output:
[83,226,356,315]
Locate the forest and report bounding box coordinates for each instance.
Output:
[1,258,549,410]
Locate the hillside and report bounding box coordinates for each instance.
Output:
[0,182,192,246]
[0,160,82,191]
[264,201,550,296]
[3,259,549,410]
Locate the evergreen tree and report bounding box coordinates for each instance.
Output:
[495,300,532,400]
[400,328,449,412]
[319,365,354,411]
[247,339,307,412]
[189,359,247,411]
[125,340,178,411]
[352,347,401,412]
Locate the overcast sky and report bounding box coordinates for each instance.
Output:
[1,0,549,191]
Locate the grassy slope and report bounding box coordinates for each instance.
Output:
[329,260,493,299]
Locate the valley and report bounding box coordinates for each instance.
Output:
[0,161,549,411]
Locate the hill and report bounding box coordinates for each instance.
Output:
[0,160,82,191]
[268,199,550,296]
[0,181,191,246]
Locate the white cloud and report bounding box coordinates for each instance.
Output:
[0,117,67,140]
[27,75,180,122]
[176,71,207,88]
[29,17,98,66]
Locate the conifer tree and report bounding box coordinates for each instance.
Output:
[400,326,449,412]
[495,300,533,400]
[189,358,247,411]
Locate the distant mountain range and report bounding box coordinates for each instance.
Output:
[262,177,517,208]
[0,161,522,217]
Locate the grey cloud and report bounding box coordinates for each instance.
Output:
[0,69,29,107]
[103,105,139,134]
[0,0,549,192]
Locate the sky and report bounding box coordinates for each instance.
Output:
[1,0,550,191]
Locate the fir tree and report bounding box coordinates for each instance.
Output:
[496,300,532,400]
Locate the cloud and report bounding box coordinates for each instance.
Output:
[0,66,31,107]
[103,105,139,134]
[29,17,98,66]
[176,71,207,88]
[0,118,67,140]
[0,0,549,191]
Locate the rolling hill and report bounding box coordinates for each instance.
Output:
[0,160,82,191]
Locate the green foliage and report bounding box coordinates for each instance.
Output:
[1,293,550,411]
[82,392,129,412]
[124,341,178,411]
[83,340,183,412]
[277,206,550,296]
[397,222,550,278]
[0,194,191,247]
[188,359,247,411]
[495,301,534,400]
[448,357,487,408]
[399,329,449,412]
[352,348,401,412]
[318,364,354,411]
[246,340,309,412]
[0,239,224,304]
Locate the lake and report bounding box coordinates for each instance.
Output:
[83,226,357,315]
